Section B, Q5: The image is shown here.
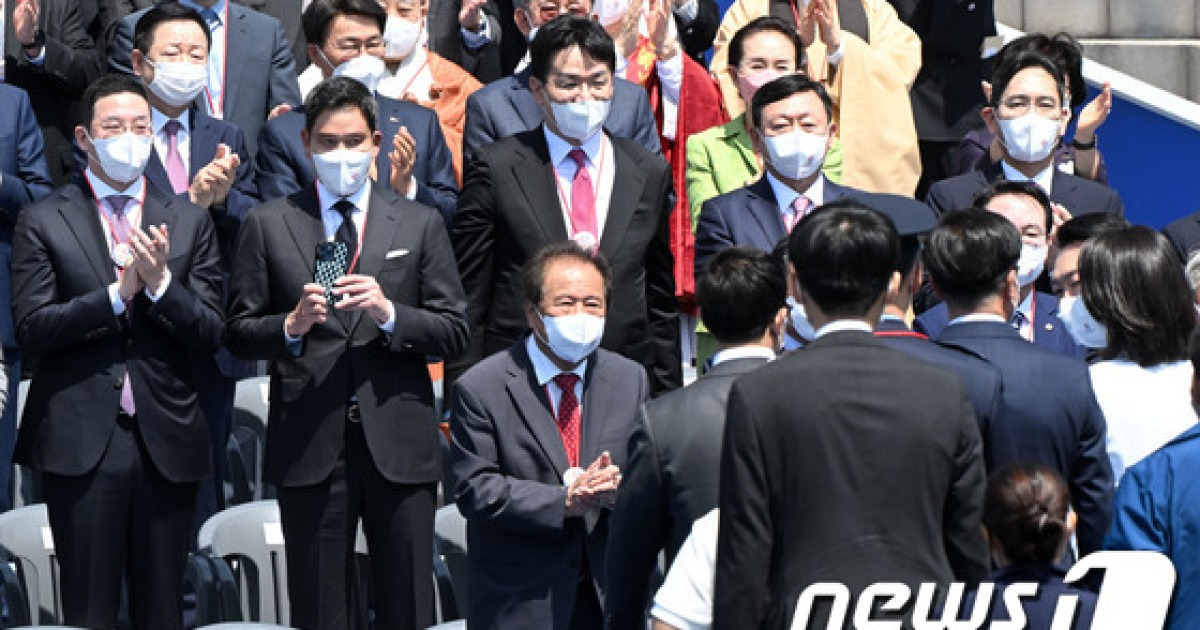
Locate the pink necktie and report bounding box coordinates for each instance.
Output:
[566,149,598,250]
[107,195,137,417]
[786,195,811,233]
[552,373,582,468]
[163,120,189,195]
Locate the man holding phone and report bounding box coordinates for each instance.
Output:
[226,76,469,630]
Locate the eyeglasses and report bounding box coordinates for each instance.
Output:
[997,95,1063,118]
[331,37,386,55]
[96,119,152,135]
[529,0,587,21]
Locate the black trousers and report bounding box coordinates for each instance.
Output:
[278,420,436,630]
[43,414,198,630]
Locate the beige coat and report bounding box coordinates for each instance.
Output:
[709,0,923,195]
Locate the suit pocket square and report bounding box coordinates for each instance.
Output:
[385,249,410,259]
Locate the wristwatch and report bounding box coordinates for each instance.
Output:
[1071,135,1097,151]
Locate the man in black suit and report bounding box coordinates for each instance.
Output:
[238,0,307,73]
[922,208,1114,558]
[462,9,662,159]
[108,0,303,156]
[695,74,858,277]
[10,74,223,628]
[256,0,457,224]
[452,16,680,393]
[605,246,784,629]
[712,199,988,629]
[926,50,1123,218]
[1162,209,1200,264]
[451,242,648,630]
[5,0,106,183]
[226,77,468,630]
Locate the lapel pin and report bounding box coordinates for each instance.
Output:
[1045,323,1054,330]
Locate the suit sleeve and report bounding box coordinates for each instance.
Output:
[266,19,303,111]
[144,210,224,354]
[0,91,53,219]
[645,164,682,394]
[447,149,497,380]
[1103,462,1169,553]
[604,407,672,630]
[15,1,103,97]
[1071,381,1116,557]
[712,382,773,629]
[410,112,460,227]
[211,126,259,247]
[942,388,990,584]
[449,377,569,538]
[462,91,497,162]
[629,85,665,156]
[224,209,294,360]
[107,15,135,75]
[11,207,122,356]
[693,196,734,281]
[254,120,304,201]
[924,181,953,217]
[385,208,470,359]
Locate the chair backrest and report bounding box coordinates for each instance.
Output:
[226,426,263,506]
[433,504,469,613]
[195,623,298,629]
[199,501,289,625]
[0,504,61,624]
[11,380,41,508]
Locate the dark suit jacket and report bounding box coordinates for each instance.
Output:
[225,183,469,486]
[1162,209,1200,264]
[254,99,458,225]
[426,0,502,84]
[926,162,1124,217]
[694,175,856,277]
[605,355,768,630]
[935,320,1114,556]
[712,331,989,629]
[108,3,303,156]
[235,0,306,74]
[5,0,105,184]
[450,341,649,630]
[462,69,662,159]
[451,128,681,394]
[915,291,1087,360]
[11,179,224,482]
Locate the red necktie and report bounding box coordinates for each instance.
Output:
[107,194,137,417]
[566,149,598,250]
[552,373,581,468]
[163,119,189,195]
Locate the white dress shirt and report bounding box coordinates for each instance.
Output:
[711,346,775,366]
[814,319,873,338]
[1001,160,1055,195]
[84,169,172,312]
[543,125,616,242]
[767,170,826,228]
[525,334,587,434]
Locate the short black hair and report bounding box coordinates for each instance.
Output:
[81,74,150,130]
[1080,226,1195,366]
[302,0,386,48]
[749,73,832,129]
[521,242,613,306]
[134,3,212,56]
[528,16,616,86]
[989,50,1066,110]
[727,16,803,69]
[973,180,1053,233]
[996,33,1086,110]
[697,247,787,345]
[304,76,377,133]
[788,199,899,318]
[924,208,1021,311]
[1054,212,1129,248]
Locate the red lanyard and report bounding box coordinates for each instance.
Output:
[552,137,608,231]
[318,184,367,273]
[85,178,146,249]
[203,3,229,117]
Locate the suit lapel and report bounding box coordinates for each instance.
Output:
[579,356,614,466]
[597,139,647,260]
[512,71,547,129]
[143,151,172,196]
[189,112,219,176]
[506,344,570,478]
[347,186,400,335]
[745,176,785,248]
[512,131,568,242]
[223,5,248,117]
[59,184,116,286]
[140,185,180,247]
[281,186,326,279]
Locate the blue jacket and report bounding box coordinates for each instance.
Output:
[962,564,1097,628]
[915,291,1087,360]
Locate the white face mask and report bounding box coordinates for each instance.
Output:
[762,130,827,181]
[593,0,632,26]
[548,97,610,143]
[786,296,816,343]
[312,148,374,197]
[538,311,606,364]
[146,60,208,108]
[383,14,422,60]
[331,53,389,93]
[998,113,1062,163]
[1016,243,1048,287]
[1060,294,1107,349]
[89,131,154,183]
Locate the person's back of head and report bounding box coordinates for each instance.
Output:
[1079,226,1194,366]
[924,209,1021,315]
[788,199,898,322]
[1055,212,1129,249]
[983,463,1074,567]
[697,247,787,348]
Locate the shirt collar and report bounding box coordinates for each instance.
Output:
[712,345,776,366]
[1016,289,1034,321]
[181,0,227,22]
[1001,160,1055,194]
[814,319,873,338]
[765,170,825,213]
[525,334,588,387]
[948,313,1008,326]
[151,106,191,137]
[84,167,145,202]
[543,122,605,169]
[316,178,371,215]
[879,314,906,323]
